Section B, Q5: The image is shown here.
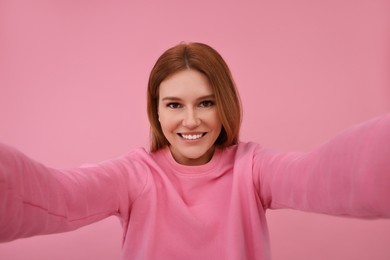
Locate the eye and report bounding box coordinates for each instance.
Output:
[199,100,215,108]
[167,102,182,109]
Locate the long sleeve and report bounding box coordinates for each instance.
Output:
[0,144,148,242]
[256,113,390,218]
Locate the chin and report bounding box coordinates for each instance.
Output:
[172,146,214,165]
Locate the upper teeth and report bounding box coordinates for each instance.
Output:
[181,134,203,140]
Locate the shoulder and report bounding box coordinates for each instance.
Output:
[90,147,158,180]
[219,142,267,165]
[228,142,265,156]
[119,147,163,170]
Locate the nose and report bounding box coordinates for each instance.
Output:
[182,108,200,129]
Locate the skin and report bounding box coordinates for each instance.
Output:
[158,69,222,166]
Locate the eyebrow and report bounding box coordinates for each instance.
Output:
[161,94,215,101]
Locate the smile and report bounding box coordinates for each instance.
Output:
[179,133,206,140]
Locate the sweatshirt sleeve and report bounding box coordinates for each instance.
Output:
[255,113,390,218]
[0,144,149,242]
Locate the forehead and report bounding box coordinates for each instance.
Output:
[159,69,213,98]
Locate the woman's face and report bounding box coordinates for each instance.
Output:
[158,69,222,166]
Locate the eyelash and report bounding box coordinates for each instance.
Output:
[199,100,215,107]
[166,102,181,109]
[166,100,215,109]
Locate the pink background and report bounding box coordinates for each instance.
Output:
[1,0,390,259]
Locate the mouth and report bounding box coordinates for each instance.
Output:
[178,132,207,140]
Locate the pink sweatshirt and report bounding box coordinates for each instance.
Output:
[1,114,390,259]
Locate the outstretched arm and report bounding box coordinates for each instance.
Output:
[257,113,390,218]
[0,144,147,242]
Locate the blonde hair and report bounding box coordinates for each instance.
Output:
[147,42,242,152]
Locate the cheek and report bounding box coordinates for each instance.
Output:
[157,105,168,127]
[158,115,167,130]
[213,117,223,137]
[158,113,174,132]
[209,111,222,128]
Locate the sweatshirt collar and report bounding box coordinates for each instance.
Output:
[162,146,222,176]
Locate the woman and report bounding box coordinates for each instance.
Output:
[0,42,389,259]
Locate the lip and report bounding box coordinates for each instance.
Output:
[177,132,207,141]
